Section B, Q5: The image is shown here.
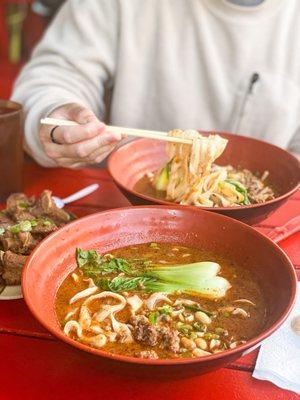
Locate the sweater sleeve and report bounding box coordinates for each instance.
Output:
[11,0,119,167]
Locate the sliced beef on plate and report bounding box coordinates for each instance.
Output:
[0,212,14,229]
[0,250,27,285]
[31,190,70,224]
[12,209,36,222]
[32,222,58,238]
[17,232,38,252]
[5,193,36,222]
[0,231,37,254]
[6,193,35,212]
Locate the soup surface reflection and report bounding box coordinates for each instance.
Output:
[55,243,266,359]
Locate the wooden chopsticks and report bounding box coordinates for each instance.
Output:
[40,118,193,145]
[266,215,300,243]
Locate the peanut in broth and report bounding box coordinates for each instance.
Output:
[55,243,267,359]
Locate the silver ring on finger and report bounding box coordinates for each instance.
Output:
[50,126,62,145]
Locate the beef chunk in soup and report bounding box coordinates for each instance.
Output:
[131,315,180,353]
[131,315,159,347]
[156,326,180,353]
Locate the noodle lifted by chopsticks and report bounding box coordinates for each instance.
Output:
[152,130,274,207]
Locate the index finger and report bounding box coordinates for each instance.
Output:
[50,120,106,145]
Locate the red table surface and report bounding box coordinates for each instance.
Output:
[0,162,299,400]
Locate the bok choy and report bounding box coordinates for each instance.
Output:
[154,160,172,191]
[76,249,231,299]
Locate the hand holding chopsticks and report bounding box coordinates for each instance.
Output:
[40,117,193,145]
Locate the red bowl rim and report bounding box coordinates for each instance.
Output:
[22,205,298,366]
[108,133,300,212]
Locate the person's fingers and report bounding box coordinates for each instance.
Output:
[48,120,106,145]
[85,142,117,163]
[67,104,97,124]
[53,143,116,167]
[44,131,120,160]
[43,104,122,145]
[41,119,121,146]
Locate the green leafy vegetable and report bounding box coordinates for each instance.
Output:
[144,262,221,283]
[104,258,131,274]
[192,322,205,332]
[157,305,173,314]
[149,311,158,325]
[177,323,192,335]
[30,219,38,227]
[76,249,231,299]
[76,248,131,278]
[215,327,228,336]
[203,333,219,340]
[140,261,230,299]
[184,304,213,316]
[76,248,102,267]
[19,202,29,209]
[225,179,250,205]
[95,276,156,292]
[154,160,172,191]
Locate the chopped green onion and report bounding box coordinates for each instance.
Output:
[19,202,29,209]
[203,333,220,340]
[149,311,158,325]
[178,324,192,335]
[192,322,205,332]
[157,305,173,314]
[189,332,198,340]
[10,225,20,234]
[215,327,228,336]
[184,304,213,316]
[10,220,32,233]
[43,220,52,226]
[19,220,32,232]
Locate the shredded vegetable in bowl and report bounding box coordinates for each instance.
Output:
[151,130,275,207]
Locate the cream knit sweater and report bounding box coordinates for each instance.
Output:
[12,0,300,166]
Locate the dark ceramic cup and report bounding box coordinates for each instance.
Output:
[0,100,23,201]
